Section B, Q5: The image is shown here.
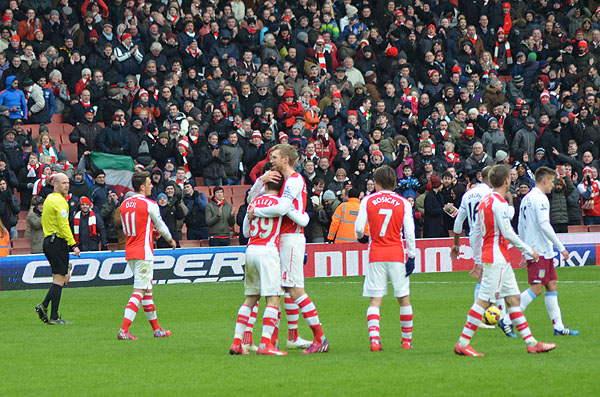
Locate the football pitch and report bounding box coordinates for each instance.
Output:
[1,266,597,395]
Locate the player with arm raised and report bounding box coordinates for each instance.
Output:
[117,171,176,340]
[355,165,416,352]
[454,164,557,356]
[517,166,579,336]
[451,166,511,332]
[248,144,329,354]
[230,172,310,355]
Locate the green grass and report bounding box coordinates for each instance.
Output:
[1,267,598,395]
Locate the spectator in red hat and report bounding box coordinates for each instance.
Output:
[114,32,143,82]
[70,196,108,252]
[277,89,303,130]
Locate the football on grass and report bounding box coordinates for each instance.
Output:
[483,306,501,325]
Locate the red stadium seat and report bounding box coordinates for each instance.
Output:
[179,240,201,248]
[10,247,31,255]
[11,238,31,248]
[18,210,28,220]
[587,225,600,233]
[17,219,26,231]
[568,225,588,233]
[50,114,63,124]
[60,143,78,164]
[231,185,251,196]
[107,243,120,251]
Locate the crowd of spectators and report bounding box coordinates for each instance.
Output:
[1,0,599,251]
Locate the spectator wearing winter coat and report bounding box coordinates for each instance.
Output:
[0,177,19,238]
[199,132,227,187]
[221,131,245,185]
[529,148,555,173]
[481,117,508,157]
[156,192,185,248]
[577,166,600,225]
[277,90,303,131]
[25,195,44,253]
[512,116,538,160]
[205,186,235,246]
[89,169,108,208]
[464,141,494,179]
[0,76,27,120]
[0,152,18,190]
[549,173,575,234]
[2,129,23,173]
[97,114,130,155]
[182,182,208,240]
[69,108,102,158]
[423,175,448,238]
[308,123,338,165]
[69,169,90,199]
[23,78,50,124]
[70,196,107,251]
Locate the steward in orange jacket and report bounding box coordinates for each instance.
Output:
[327,189,367,243]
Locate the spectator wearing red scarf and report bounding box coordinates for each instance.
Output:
[71,196,107,251]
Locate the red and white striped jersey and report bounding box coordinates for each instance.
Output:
[246,194,282,248]
[120,194,172,261]
[355,190,416,263]
[479,191,533,265]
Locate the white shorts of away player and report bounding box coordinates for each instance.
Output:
[363,261,410,298]
[478,261,520,302]
[279,233,306,288]
[244,245,283,297]
[128,259,153,290]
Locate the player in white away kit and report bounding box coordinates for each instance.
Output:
[230,174,310,355]
[117,172,176,340]
[355,166,416,352]
[517,166,579,336]
[451,167,511,332]
[249,144,329,354]
[454,164,557,356]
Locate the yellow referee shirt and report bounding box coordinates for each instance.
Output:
[41,192,76,247]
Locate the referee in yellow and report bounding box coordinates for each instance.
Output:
[35,173,81,325]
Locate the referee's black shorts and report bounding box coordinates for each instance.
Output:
[43,236,69,275]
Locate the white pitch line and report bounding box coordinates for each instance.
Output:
[313,280,600,285]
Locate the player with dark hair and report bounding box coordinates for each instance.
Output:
[355,165,416,351]
[230,172,309,355]
[517,166,579,336]
[117,171,176,340]
[454,164,556,356]
[35,173,81,325]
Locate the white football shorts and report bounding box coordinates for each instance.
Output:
[363,261,410,298]
[279,233,306,288]
[244,245,283,297]
[128,259,153,290]
[478,262,520,301]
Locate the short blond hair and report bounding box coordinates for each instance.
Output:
[274,143,298,165]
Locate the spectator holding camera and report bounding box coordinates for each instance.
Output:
[206,186,234,246]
